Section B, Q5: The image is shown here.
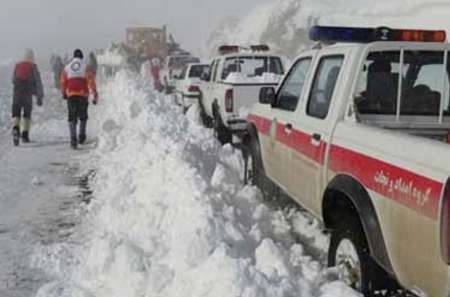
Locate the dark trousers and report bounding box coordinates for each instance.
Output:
[67,96,89,123]
[12,94,33,119]
[67,96,89,141]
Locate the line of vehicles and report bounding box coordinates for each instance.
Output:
[165,25,450,297]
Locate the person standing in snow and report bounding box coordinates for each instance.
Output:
[11,48,44,146]
[60,49,98,149]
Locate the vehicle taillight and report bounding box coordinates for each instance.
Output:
[440,178,450,263]
[225,89,234,113]
[188,85,200,93]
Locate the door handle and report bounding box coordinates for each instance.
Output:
[284,123,293,135]
[311,133,322,146]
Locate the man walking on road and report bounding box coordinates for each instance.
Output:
[60,49,98,149]
[12,48,44,146]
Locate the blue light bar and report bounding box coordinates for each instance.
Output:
[309,26,447,43]
[309,26,373,43]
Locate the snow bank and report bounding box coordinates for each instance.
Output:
[32,70,358,297]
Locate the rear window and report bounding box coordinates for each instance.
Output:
[355,50,450,117]
[221,56,284,80]
[189,65,209,78]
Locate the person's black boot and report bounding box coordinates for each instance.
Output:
[71,138,78,149]
[78,134,86,145]
[79,120,87,144]
[22,131,30,143]
[69,121,78,149]
[12,126,20,146]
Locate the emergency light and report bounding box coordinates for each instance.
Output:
[309,26,447,43]
[250,45,270,52]
[218,44,271,55]
[218,45,240,55]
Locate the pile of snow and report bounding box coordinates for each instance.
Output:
[32,70,358,297]
[208,0,450,59]
[224,72,284,84]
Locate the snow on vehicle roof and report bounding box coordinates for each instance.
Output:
[219,52,281,58]
[223,72,283,84]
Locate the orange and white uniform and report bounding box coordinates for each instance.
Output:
[60,58,97,99]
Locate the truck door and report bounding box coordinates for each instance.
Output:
[265,56,314,187]
[286,51,345,216]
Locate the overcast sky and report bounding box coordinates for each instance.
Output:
[0,0,267,62]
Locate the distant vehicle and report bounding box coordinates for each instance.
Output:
[243,25,450,296]
[174,63,210,109]
[200,45,284,143]
[161,55,200,94]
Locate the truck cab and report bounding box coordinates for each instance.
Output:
[245,26,450,296]
[200,45,285,143]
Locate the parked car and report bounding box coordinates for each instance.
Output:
[200,45,285,143]
[243,25,450,296]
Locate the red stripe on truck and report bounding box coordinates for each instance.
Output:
[248,114,443,220]
[329,144,442,220]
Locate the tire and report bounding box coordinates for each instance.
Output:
[328,219,392,296]
[213,105,232,144]
[215,126,232,144]
[198,95,213,128]
[243,137,275,200]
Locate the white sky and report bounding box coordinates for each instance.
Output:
[0,0,269,62]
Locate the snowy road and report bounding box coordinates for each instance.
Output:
[0,85,94,297]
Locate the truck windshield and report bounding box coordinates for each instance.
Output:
[221,56,284,80]
[355,50,450,119]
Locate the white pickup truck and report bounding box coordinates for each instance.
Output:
[200,46,285,143]
[174,63,210,109]
[243,26,450,296]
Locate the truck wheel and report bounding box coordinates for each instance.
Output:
[197,97,213,128]
[215,126,232,144]
[243,138,275,200]
[328,221,385,296]
[212,107,232,144]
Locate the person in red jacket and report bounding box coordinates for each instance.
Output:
[12,48,44,145]
[60,49,98,149]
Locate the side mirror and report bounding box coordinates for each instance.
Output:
[201,72,211,82]
[259,87,276,105]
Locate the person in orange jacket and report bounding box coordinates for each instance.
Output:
[60,49,98,149]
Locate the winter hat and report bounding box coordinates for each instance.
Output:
[24,48,35,62]
[74,49,84,59]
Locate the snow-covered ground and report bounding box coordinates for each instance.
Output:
[11,69,358,297]
[0,71,95,297]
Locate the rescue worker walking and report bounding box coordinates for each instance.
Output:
[60,49,98,149]
[12,48,44,146]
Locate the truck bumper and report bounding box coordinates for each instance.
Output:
[227,118,248,132]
